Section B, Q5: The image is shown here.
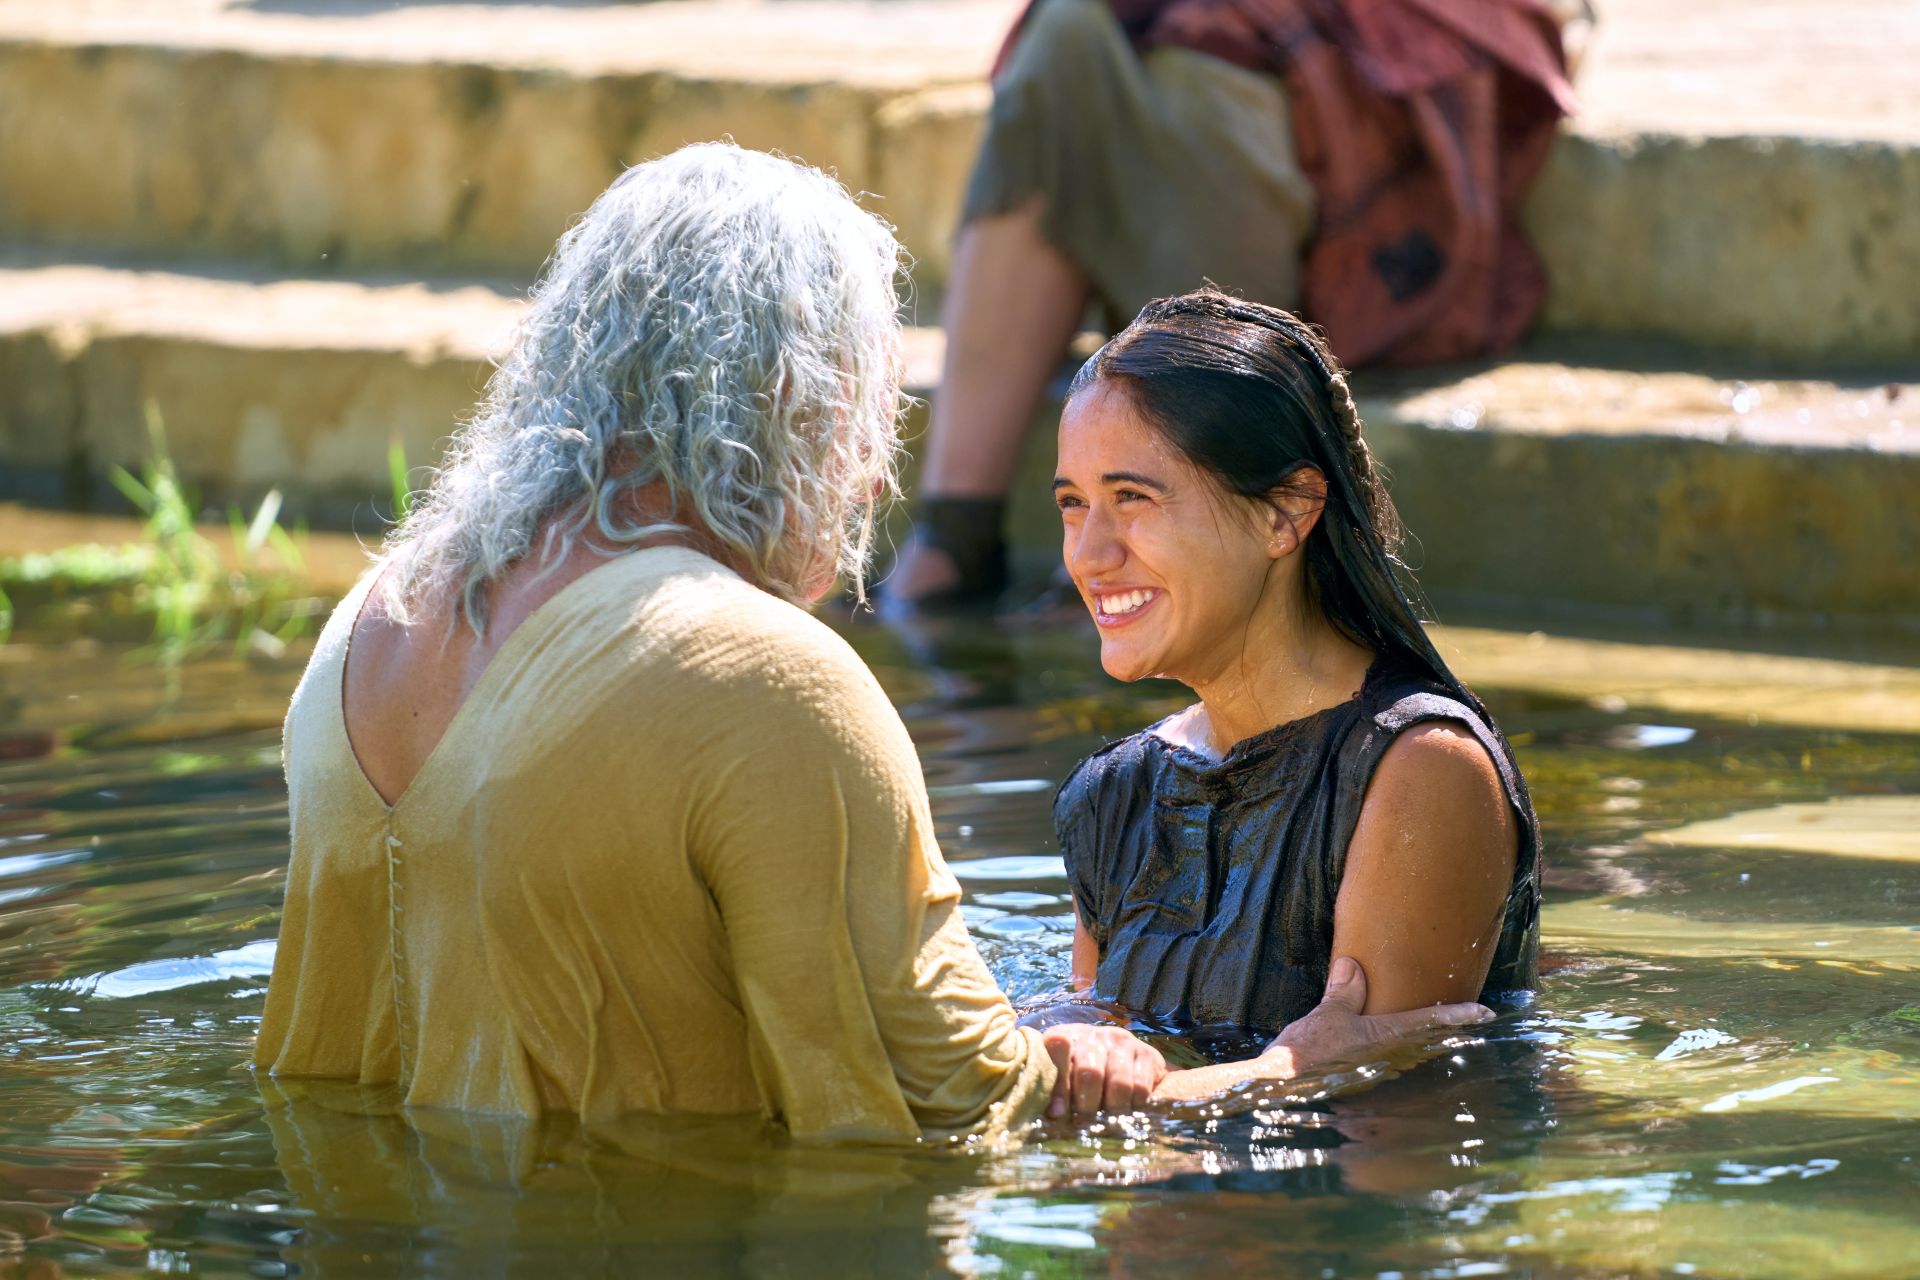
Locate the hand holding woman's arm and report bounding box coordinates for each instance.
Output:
[1149,956,1491,1102]
[1019,916,1171,1116]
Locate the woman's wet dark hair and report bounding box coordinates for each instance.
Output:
[1068,287,1476,709]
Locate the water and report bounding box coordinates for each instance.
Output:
[1,618,1917,1277]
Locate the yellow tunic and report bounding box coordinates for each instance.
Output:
[254,547,1055,1141]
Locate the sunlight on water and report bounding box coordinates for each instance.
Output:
[82,940,277,1000]
[950,856,1069,882]
[0,619,1916,1277]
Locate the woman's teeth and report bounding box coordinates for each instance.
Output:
[1097,589,1154,616]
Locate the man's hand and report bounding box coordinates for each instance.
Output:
[1149,956,1493,1104]
[1263,956,1494,1076]
[1040,1023,1169,1118]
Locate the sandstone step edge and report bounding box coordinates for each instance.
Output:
[3,28,1918,358]
[0,34,990,299]
[1352,384,1920,636]
[0,259,943,508]
[2,259,1914,631]
[1529,130,1920,360]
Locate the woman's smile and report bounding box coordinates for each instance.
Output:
[1092,586,1162,627]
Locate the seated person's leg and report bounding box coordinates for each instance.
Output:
[889,0,1315,608]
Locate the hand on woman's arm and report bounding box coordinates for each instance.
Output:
[1149,956,1490,1102]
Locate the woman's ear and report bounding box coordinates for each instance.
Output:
[1266,467,1328,557]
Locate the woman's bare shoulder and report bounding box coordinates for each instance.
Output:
[1369,721,1510,817]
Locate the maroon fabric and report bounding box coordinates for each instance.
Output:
[991,0,1576,367]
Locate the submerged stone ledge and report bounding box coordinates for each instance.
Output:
[1644,797,1920,861]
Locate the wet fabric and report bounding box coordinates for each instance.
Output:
[963,0,1316,332]
[1055,658,1541,1036]
[256,547,1054,1142]
[986,0,1575,366]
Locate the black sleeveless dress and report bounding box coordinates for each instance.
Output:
[1055,657,1541,1038]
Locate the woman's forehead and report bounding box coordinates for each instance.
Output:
[1059,385,1173,462]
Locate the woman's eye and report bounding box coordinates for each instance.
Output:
[1056,494,1085,513]
[1115,489,1148,504]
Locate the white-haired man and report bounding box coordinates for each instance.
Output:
[253,144,1166,1140]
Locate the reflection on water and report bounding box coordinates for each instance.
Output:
[0,618,1917,1277]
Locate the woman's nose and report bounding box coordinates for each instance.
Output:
[1067,506,1125,578]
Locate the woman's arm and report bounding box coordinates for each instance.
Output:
[1150,723,1517,1102]
[1331,721,1520,1013]
[1014,915,1107,1029]
[1072,915,1099,992]
[1053,922,1484,1110]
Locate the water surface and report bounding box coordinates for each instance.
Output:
[1,618,1916,1277]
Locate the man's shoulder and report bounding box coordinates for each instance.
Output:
[628,570,901,754]
[635,556,862,673]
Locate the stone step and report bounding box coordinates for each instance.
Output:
[1,0,1916,359]
[0,0,1006,307]
[0,259,518,511]
[2,256,1912,633]
[0,256,945,510]
[1348,353,1917,634]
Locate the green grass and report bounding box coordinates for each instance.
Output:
[389,437,415,523]
[0,403,332,658]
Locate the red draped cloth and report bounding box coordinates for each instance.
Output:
[995,0,1578,366]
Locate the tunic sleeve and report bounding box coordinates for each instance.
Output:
[685,612,1056,1143]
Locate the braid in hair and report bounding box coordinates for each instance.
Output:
[1173,292,1398,555]
[1267,310,1496,717]
[1263,312,1404,568]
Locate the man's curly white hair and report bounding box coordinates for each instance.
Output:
[379,142,907,632]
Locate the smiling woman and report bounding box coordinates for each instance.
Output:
[1047,289,1542,1099]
